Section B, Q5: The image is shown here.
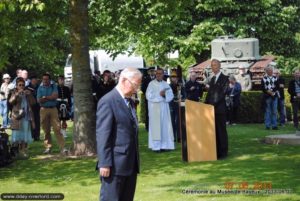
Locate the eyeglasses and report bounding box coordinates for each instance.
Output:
[126,79,140,90]
[18,84,25,87]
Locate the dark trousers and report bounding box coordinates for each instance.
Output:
[169,101,180,142]
[226,106,239,124]
[32,105,40,140]
[215,113,228,159]
[100,174,137,201]
[292,101,300,128]
[145,99,149,131]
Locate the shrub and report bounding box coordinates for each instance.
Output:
[138,91,146,123]
[138,89,293,124]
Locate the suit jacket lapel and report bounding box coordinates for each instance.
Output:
[114,89,136,124]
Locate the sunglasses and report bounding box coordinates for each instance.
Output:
[18,84,25,87]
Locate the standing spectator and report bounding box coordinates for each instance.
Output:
[9,68,23,89]
[261,66,279,130]
[57,75,71,138]
[146,68,175,152]
[114,70,121,84]
[141,67,156,131]
[69,85,74,121]
[169,70,182,142]
[0,74,11,128]
[92,74,101,105]
[226,75,242,125]
[235,65,252,91]
[9,78,36,158]
[185,71,203,102]
[273,69,286,126]
[96,67,141,201]
[288,69,300,130]
[98,70,115,100]
[26,75,41,141]
[37,73,67,154]
[205,59,229,160]
[21,70,30,86]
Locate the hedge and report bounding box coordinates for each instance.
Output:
[137,90,293,124]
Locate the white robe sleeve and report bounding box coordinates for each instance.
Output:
[164,82,174,103]
[146,81,164,102]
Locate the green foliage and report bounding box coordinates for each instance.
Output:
[202,90,293,123]
[239,91,265,123]
[0,0,70,77]
[89,0,300,74]
[275,56,300,74]
[138,91,146,123]
[236,90,293,123]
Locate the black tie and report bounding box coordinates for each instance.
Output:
[211,76,216,84]
[126,98,138,125]
[125,98,131,109]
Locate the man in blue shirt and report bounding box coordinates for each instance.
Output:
[37,73,67,154]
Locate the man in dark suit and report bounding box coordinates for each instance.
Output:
[288,69,300,130]
[141,67,155,131]
[205,59,229,160]
[96,67,142,201]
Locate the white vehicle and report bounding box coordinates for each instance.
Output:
[64,50,145,86]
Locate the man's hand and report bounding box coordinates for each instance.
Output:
[39,96,48,103]
[160,90,166,97]
[99,167,110,177]
[267,90,274,96]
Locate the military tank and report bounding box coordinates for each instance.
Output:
[190,36,276,89]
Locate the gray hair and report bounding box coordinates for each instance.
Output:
[120,67,142,80]
[265,65,273,72]
[229,74,236,81]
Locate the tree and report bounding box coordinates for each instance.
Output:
[70,0,96,155]
[89,0,300,70]
[0,0,70,76]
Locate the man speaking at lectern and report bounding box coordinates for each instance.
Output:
[205,59,229,159]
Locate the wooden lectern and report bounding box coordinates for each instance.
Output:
[184,100,217,162]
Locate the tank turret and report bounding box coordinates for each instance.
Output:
[190,36,276,90]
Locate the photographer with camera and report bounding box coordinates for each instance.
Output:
[9,78,36,159]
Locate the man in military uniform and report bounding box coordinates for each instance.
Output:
[57,75,71,138]
[185,71,203,102]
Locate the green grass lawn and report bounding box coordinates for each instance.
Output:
[0,123,299,201]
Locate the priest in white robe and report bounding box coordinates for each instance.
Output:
[146,68,175,152]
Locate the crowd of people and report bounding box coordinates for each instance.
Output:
[1,63,298,201]
[2,62,294,160]
[95,62,298,201]
[0,69,72,158]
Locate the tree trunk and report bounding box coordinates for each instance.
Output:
[70,0,96,155]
